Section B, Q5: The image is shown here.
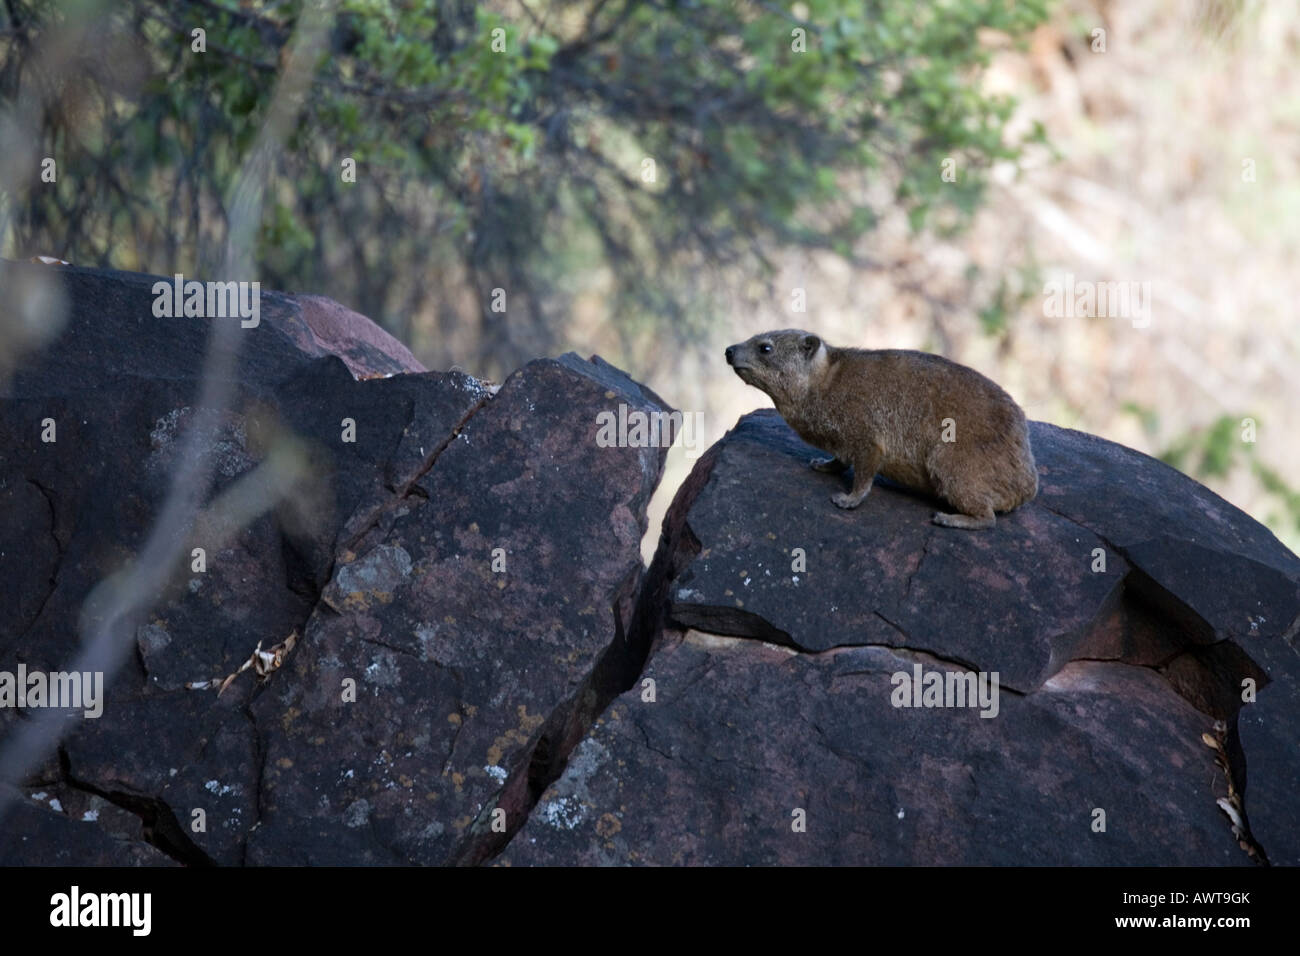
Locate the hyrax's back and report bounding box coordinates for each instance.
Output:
[834,348,1038,515]
[723,329,1037,529]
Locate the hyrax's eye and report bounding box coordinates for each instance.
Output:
[759,343,772,354]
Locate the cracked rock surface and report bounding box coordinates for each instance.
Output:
[2,261,432,865]
[503,410,1299,866]
[4,262,1296,867]
[244,355,669,865]
[0,262,669,865]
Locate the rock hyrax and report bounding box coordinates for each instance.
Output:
[725,330,1038,529]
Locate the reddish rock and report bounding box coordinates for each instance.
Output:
[282,294,425,379]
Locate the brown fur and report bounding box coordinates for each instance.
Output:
[725,330,1038,529]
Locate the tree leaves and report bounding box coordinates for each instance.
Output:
[0,0,1051,373]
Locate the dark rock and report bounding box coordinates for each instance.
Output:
[664,413,1128,692]
[502,634,1241,865]
[244,355,670,865]
[506,410,1299,866]
[4,263,1296,867]
[1,785,175,866]
[0,263,670,865]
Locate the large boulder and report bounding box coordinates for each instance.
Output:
[243,353,669,865]
[502,410,1299,866]
[0,263,670,865]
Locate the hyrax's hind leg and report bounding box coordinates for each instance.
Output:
[810,455,849,474]
[933,507,995,530]
[926,445,997,530]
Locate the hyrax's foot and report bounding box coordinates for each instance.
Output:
[933,511,995,530]
[832,491,868,510]
[810,456,849,474]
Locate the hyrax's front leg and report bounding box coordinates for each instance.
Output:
[831,443,884,510]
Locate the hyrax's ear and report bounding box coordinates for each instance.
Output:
[801,334,821,357]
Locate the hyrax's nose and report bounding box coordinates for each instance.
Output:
[725,345,736,365]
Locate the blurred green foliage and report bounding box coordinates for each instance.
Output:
[1,0,1050,374]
